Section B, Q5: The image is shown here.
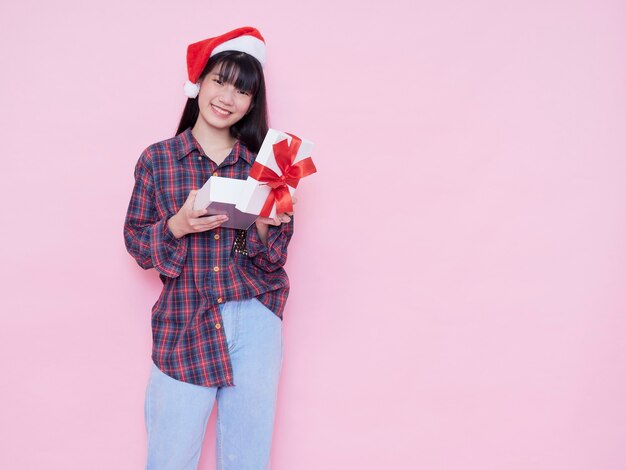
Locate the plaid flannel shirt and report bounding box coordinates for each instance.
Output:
[124,128,293,387]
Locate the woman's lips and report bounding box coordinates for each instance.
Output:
[211,104,231,117]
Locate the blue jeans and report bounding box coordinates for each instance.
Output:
[144,298,283,469]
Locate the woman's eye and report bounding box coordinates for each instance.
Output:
[212,78,223,85]
[238,90,250,96]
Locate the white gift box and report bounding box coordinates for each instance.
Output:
[193,176,258,230]
[236,129,315,218]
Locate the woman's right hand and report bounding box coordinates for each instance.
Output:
[167,190,228,239]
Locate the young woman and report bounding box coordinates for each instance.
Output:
[124,27,293,469]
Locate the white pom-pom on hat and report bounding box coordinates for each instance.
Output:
[184,26,266,98]
[184,80,200,99]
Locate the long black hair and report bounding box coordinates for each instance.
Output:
[175,51,269,153]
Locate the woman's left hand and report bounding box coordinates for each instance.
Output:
[255,196,297,227]
[256,212,292,226]
[254,197,296,245]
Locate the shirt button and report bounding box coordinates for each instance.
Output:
[215,323,221,329]
[217,297,223,303]
[198,156,202,161]
[213,266,220,272]
[213,172,218,176]
[214,234,220,240]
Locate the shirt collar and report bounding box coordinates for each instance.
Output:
[177,127,254,165]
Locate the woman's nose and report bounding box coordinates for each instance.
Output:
[218,88,235,105]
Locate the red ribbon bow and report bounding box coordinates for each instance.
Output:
[249,133,317,217]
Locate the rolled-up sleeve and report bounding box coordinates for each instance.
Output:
[246,217,294,272]
[123,152,188,278]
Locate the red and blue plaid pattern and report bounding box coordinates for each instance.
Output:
[124,128,293,387]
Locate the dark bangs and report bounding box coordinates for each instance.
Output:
[214,54,261,96]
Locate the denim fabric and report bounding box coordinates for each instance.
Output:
[145,298,283,469]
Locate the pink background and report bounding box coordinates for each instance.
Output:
[1,0,625,468]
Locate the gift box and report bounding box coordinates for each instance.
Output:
[236,129,316,218]
[193,176,258,230]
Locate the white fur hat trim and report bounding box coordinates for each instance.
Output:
[184,80,200,99]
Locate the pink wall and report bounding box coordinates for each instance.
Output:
[1,0,625,468]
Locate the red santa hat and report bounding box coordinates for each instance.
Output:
[184,26,266,98]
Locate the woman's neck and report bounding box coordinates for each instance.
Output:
[191,123,236,165]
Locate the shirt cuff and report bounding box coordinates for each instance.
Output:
[150,217,188,277]
[246,221,289,258]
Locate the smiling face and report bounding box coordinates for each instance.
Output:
[195,63,254,133]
